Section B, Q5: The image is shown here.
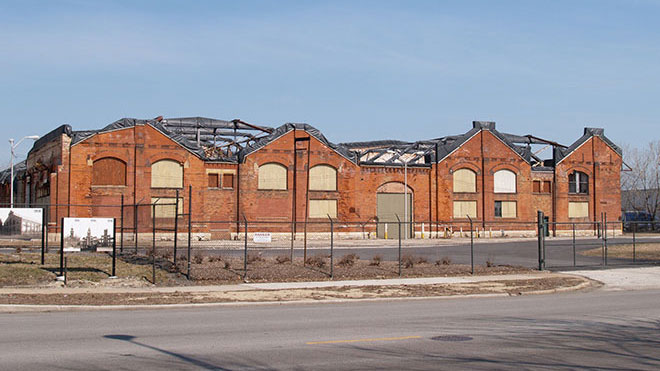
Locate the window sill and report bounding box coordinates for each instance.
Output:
[258,189,288,191]
[92,185,127,189]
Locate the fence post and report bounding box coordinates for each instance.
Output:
[243,214,248,281]
[41,207,46,265]
[572,223,576,267]
[633,222,636,263]
[328,215,334,279]
[395,214,402,277]
[112,218,117,277]
[120,195,124,254]
[187,185,192,279]
[173,189,179,266]
[537,210,544,271]
[290,220,294,264]
[467,215,474,275]
[604,212,608,266]
[134,203,139,254]
[152,203,156,285]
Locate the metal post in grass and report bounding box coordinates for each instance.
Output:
[243,214,248,281]
[120,195,124,253]
[572,223,576,267]
[633,222,636,263]
[41,207,46,265]
[604,212,608,266]
[467,215,474,275]
[395,214,402,277]
[152,202,157,285]
[328,214,334,279]
[173,189,179,266]
[187,185,192,280]
[134,203,139,254]
[59,217,64,276]
[290,220,294,264]
[112,218,117,277]
[537,211,544,271]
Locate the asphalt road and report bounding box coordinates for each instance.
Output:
[1,289,659,370]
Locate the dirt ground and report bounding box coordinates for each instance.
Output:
[581,242,660,260]
[0,276,591,306]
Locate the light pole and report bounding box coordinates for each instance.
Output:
[9,135,39,208]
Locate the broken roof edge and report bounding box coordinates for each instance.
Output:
[28,124,73,157]
[556,127,622,165]
[239,123,359,164]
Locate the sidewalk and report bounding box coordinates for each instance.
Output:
[560,266,660,291]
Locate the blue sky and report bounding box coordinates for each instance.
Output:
[1,0,658,167]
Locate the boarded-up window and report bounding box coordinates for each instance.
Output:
[533,180,541,193]
[151,160,183,188]
[495,201,517,218]
[568,202,589,218]
[453,168,476,193]
[453,201,477,219]
[533,180,552,193]
[258,163,287,190]
[151,197,184,218]
[222,173,234,189]
[309,165,337,191]
[93,157,126,186]
[309,199,337,218]
[542,181,551,193]
[208,173,219,188]
[494,170,516,193]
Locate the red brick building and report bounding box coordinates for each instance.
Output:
[0,117,622,238]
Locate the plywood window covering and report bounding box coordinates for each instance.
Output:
[151,160,183,188]
[542,181,551,193]
[308,199,337,218]
[453,168,476,193]
[568,201,589,218]
[151,197,184,218]
[533,180,552,193]
[309,165,337,191]
[533,180,541,193]
[222,173,234,189]
[495,201,517,218]
[453,201,477,219]
[258,163,287,190]
[208,173,219,188]
[93,157,126,186]
[494,170,516,193]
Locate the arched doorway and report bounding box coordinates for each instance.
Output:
[376,182,413,239]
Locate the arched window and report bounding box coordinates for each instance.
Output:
[309,164,337,191]
[258,163,287,190]
[151,159,183,188]
[569,171,589,194]
[494,169,516,193]
[453,168,476,193]
[93,157,126,186]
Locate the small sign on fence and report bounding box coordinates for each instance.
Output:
[253,232,272,243]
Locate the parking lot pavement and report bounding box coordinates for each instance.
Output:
[561,266,660,290]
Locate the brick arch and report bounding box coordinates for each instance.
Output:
[489,163,520,175]
[145,153,187,166]
[449,163,480,175]
[92,157,127,186]
[92,151,129,164]
[377,181,414,193]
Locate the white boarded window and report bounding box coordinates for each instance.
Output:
[453,201,477,219]
[309,165,337,191]
[453,168,476,193]
[309,199,337,218]
[258,163,287,190]
[568,202,589,218]
[495,201,517,218]
[494,169,516,193]
[151,160,183,188]
[151,197,184,218]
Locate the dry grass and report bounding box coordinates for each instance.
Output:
[581,243,660,260]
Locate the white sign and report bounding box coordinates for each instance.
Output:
[62,217,115,252]
[0,208,43,238]
[253,232,272,243]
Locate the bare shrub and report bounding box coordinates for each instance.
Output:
[247,252,265,264]
[369,255,382,266]
[193,253,204,264]
[402,254,415,268]
[486,259,495,267]
[305,254,326,268]
[436,256,451,266]
[160,250,173,260]
[275,255,291,264]
[338,253,359,267]
[415,256,429,264]
[15,247,22,254]
[207,255,222,263]
[222,260,231,269]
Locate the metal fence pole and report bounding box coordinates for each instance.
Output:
[152,203,156,284]
[290,220,294,263]
[604,213,608,266]
[187,185,192,279]
[120,195,124,253]
[41,207,46,265]
[173,189,179,266]
[572,223,576,267]
[467,215,474,275]
[328,215,334,279]
[134,203,139,254]
[396,214,401,277]
[243,215,248,281]
[112,218,117,277]
[633,222,637,263]
[537,210,544,271]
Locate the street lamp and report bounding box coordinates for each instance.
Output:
[9,135,39,208]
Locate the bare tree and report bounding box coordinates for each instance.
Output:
[621,141,660,221]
